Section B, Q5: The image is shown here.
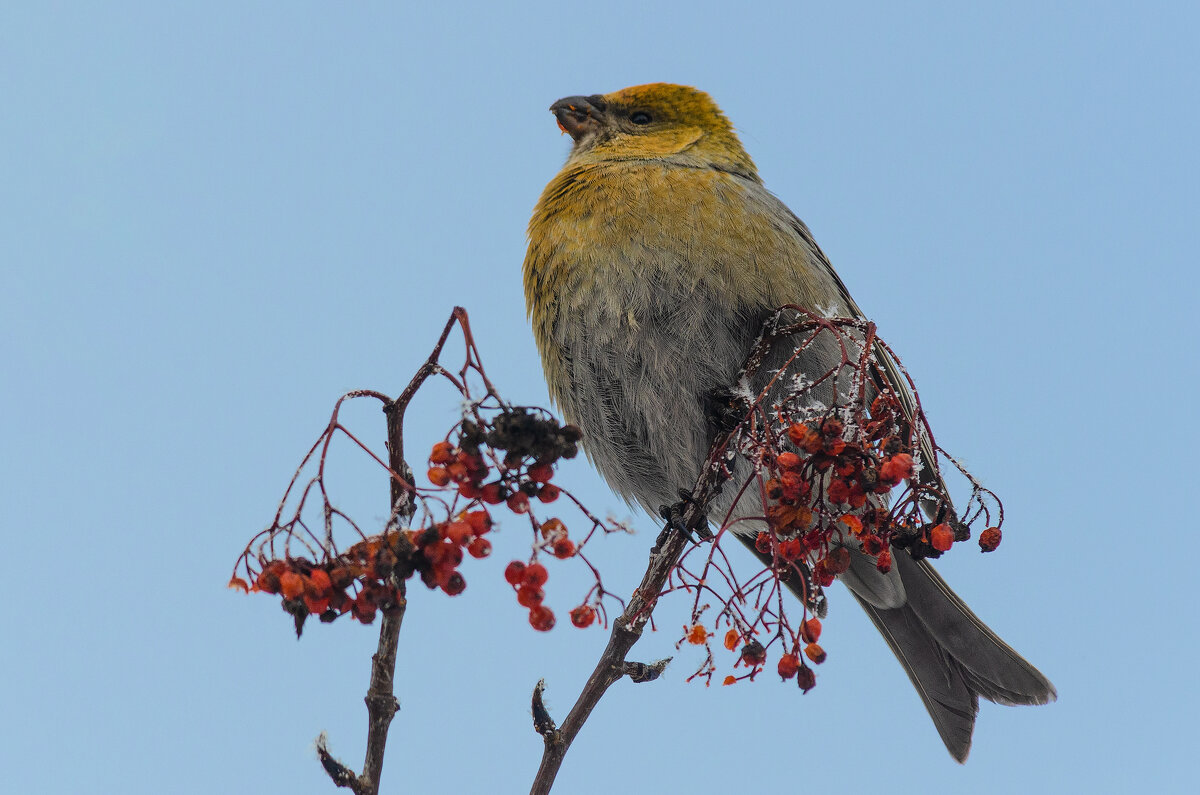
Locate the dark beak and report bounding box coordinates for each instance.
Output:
[550,95,607,142]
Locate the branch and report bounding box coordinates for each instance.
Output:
[316,307,470,795]
[527,412,738,794]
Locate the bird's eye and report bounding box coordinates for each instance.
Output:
[630,111,653,125]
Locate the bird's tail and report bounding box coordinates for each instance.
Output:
[844,550,1056,761]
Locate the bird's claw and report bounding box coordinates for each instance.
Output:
[657,489,713,545]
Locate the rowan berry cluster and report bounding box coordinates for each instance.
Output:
[674,320,1004,692]
[233,406,615,637]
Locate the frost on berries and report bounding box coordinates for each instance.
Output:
[669,306,1005,693]
[230,317,624,638]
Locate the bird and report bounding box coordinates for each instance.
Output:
[522,82,1055,762]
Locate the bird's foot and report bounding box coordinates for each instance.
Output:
[703,385,750,437]
[657,489,714,546]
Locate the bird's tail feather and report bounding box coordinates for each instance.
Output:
[846,550,1056,762]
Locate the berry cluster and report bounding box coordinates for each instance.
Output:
[233,407,613,637]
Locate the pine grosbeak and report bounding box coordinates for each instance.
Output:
[523,83,1054,761]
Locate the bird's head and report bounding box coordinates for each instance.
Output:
[549,83,756,177]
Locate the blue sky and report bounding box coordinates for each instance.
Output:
[2,2,1196,793]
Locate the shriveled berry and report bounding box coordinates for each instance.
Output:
[801,617,822,644]
[279,571,306,599]
[796,666,816,692]
[804,643,827,664]
[686,624,708,645]
[777,653,800,680]
[979,526,1002,552]
[875,549,893,573]
[740,639,767,666]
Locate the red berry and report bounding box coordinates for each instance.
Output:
[457,481,482,499]
[506,492,530,514]
[523,562,548,588]
[754,532,772,554]
[441,571,466,596]
[503,560,526,585]
[537,484,561,503]
[467,537,491,559]
[528,462,554,483]
[552,538,576,559]
[529,604,556,631]
[569,605,596,628]
[823,547,851,575]
[875,549,892,573]
[516,584,544,608]
[427,467,451,487]
[480,482,505,505]
[777,653,800,680]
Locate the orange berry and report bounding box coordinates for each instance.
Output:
[801,617,822,644]
[503,560,526,585]
[467,537,491,559]
[776,452,801,470]
[540,517,566,541]
[929,523,954,552]
[723,629,739,651]
[255,570,281,594]
[429,441,455,465]
[804,643,827,664]
[446,461,469,482]
[523,562,548,588]
[686,624,708,645]
[228,576,250,593]
[279,571,305,599]
[777,653,800,680]
[838,514,864,536]
[427,467,451,487]
[308,568,332,593]
[529,604,556,631]
[304,594,330,614]
[722,675,737,686]
[445,520,473,546]
[463,510,492,535]
[875,549,892,573]
[569,605,596,628]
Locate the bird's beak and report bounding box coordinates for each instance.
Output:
[550,95,607,142]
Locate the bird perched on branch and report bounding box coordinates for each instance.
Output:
[523,82,1054,761]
